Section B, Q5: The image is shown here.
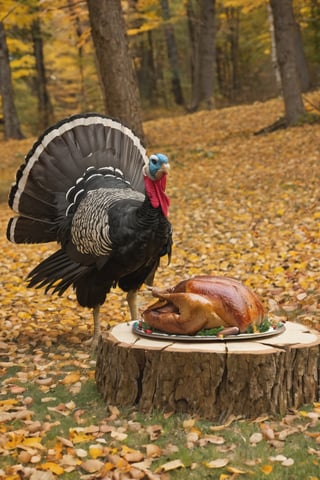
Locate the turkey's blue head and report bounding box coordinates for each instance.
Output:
[147,153,170,180]
[144,153,170,217]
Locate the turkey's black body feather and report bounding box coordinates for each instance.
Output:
[7,113,172,318]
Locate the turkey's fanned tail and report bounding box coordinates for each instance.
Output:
[7,114,148,245]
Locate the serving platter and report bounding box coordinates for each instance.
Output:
[132,320,286,342]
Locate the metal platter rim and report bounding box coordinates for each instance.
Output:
[131,321,286,342]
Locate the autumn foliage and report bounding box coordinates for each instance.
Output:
[0,97,319,478]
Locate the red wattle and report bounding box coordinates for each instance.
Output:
[144,175,170,217]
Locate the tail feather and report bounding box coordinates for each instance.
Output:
[7,113,148,245]
[28,249,89,296]
[7,217,57,244]
[9,179,58,220]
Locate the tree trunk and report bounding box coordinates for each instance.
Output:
[294,21,310,92]
[310,0,320,54]
[160,0,184,106]
[186,0,198,110]
[199,0,216,109]
[228,7,240,101]
[96,321,320,421]
[267,4,282,94]
[0,21,24,139]
[188,0,216,111]
[68,0,87,111]
[269,0,306,125]
[137,31,158,107]
[31,18,53,130]
[86,0,144,140]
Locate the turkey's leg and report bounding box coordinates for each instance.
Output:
[86,305,101,349]
[127,289,139,320]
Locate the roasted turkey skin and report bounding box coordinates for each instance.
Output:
[142,276,265,335]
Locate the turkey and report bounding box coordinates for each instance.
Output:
[6,113,172,347]
[142,276,265,335]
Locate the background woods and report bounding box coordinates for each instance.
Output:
[0,0,319,136]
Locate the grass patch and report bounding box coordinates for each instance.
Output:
[1,347,319,479]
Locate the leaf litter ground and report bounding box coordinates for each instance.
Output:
[0,96,319,479]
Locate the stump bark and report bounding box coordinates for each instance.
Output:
[95,321,320,421]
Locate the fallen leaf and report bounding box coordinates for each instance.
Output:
[281,458,294,466]
[41,462,64,475]
[30,471,55,480]
[183,418,196,429]
[249,432,263,444]
[210,415,239,430]
[156,459,185,472]
[89,444,104,459]
[81,459,104,473]
[203,458,229,469]
[261,464,273,474]
[227,466,248,474]
[123,450,144,463]
[260,423,275,440]
[56,436,74,448]
[146,424,163,441]
[144,444,162,458]
[110,430,128,441]
[61,371,81,385]
[269,455,287,462]
[74,448,88,458]
[18,450,32,463]
[61,454,82,467]
[199,434,225,446]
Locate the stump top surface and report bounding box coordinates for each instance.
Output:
[105,321,320,354]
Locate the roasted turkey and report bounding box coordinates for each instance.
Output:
[142,276,265,335]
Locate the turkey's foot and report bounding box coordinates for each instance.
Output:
[83,305,102,351]
[84,333,100,350]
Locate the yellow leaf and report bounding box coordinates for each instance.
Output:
[273,266,284,275]
[261,464,273,475]
[73,432,94,443]
[21,436,44,449]
[0,399,19,407]
[101,462,115,473]
[89,444,104,459]
[183,418,196,429]
[157,459,185,472]
[41,462,64,475]
[4,432,24,449]
[299,410,308,417]
[227,466,247,474]
[61,371,81,384]
[69,429,94,444]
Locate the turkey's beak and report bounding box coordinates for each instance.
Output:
[161,162,170,175]
[156,162,170,179]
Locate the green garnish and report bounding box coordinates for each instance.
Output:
[137,319,283,336]
[196,326,224,336]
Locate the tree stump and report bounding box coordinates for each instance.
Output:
[95,321,320,421]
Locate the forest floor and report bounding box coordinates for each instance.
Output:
[0,95,320,479]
